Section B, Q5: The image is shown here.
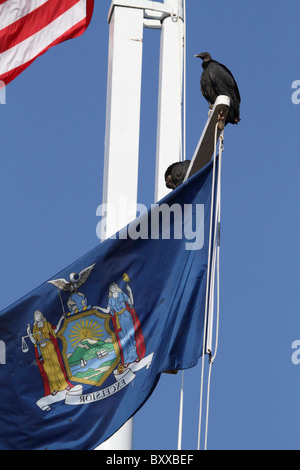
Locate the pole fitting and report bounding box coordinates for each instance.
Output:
[171,7,179,22]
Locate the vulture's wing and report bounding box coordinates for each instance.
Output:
[208,61,241,103]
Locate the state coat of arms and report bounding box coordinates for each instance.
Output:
[22,264,153,411]
[57,308,120,388]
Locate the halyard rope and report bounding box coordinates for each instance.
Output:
[197,120,225,450]
[203,129,224,450]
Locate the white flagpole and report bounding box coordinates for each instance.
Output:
[155,0,184,202]
[100,4,144,242]
[155,0,185,451]
[97,0,184,450]
[96,3,144,450]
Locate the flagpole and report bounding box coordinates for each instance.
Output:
[154,0,185,447]
[95,2,144,450]
[155,0,184,202]
[97,0,184,450]
[154,0,185,451]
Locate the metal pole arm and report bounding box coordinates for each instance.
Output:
[184,95,230,181]
[108,0,184,23]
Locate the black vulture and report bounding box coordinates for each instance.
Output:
[164,160,191,189]
[195,52,241,125]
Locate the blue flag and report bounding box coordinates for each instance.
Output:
[0,159,218,450]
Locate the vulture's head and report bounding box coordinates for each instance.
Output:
[194,52,211,62]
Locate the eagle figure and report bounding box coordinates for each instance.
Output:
[47,263,96,293]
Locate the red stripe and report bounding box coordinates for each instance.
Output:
[86,0,94,28]
[0,0,80,53]
[0,13,92,86]
[0,0,8,4]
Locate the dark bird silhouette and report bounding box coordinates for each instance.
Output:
[165,160,191,189]
[195,52,241,125]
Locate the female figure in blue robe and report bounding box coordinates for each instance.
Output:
[99,282,145,370]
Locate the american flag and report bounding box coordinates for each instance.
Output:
[0,0,94,86]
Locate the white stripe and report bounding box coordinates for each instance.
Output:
[0,1,86,75]
[0,0,50,30]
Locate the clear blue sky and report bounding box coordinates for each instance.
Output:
[1,0,300,450]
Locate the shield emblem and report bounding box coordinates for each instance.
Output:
[57,308,120,387]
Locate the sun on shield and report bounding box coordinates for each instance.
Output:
[57,308,120,387]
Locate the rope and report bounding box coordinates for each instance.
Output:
[197,121,225,450]
[177,369,185,449]
[204,130,224,450]
[197,121,218,450]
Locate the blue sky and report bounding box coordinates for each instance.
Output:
[1,0,300,450]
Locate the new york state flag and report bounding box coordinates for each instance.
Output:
[0,160,218,450]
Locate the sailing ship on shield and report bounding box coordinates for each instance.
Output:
[22,264,152,411]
